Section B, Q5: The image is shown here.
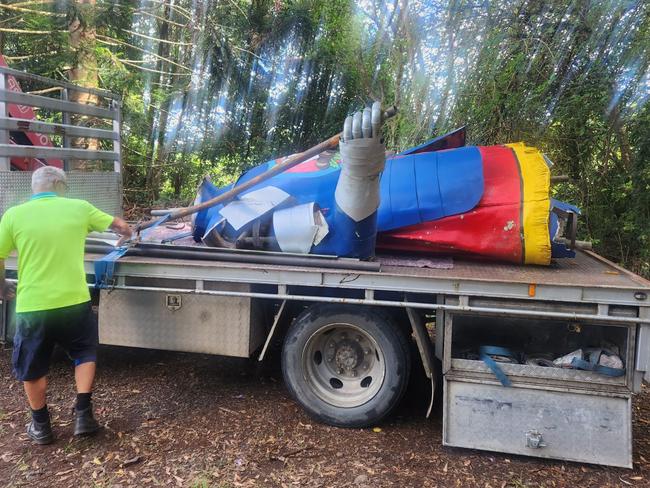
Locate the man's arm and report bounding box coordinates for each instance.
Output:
[0,211,15,301]
[110,217,133,246]
[0,260,15,301]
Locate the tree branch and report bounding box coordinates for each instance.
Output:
[134,10,190,29]
[7,0,56,7]
[0,3,65,16]
[96,35,191,71]
[123,29,193,46]
[138,0,192,21]
[119,58,191,76]
[0,27,64,34]
[26,86,63,95]
[3,53,56,60]
[224,0,249,23]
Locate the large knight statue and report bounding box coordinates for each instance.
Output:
[192,102,579,266]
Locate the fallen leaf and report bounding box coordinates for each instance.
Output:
[372,427,382,433]
[55,468,76,476]
[121,455,142,468]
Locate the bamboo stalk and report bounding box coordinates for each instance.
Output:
[137,106,398,231]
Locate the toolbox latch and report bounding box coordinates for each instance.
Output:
[525,430,546,449]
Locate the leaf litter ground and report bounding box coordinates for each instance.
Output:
[1,346,649,487]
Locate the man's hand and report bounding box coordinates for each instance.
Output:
[110,217,134,247]
[1,281,15,301]
[0,260,14,301]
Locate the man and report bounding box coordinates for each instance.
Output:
[0,166,132,444]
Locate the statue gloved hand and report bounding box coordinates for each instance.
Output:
[342,101,384,143]
[336,102,386,223]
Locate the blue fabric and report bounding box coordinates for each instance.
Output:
[194,162,340,242]
[437,147,484,216]
[193,178,231,240]
[479,345,516,387]
[377,147,484,231]
[570,349,625,377]
[192,146,485,257]
[549,198,581,258]
[312,207,378,259]
[378,156,419,230]
[398,127,466,155]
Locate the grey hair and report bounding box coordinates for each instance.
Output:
[32,166,67,193]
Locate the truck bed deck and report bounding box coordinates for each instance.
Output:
[75,249,649,312]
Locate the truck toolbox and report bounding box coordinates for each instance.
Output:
[99,286,266,357]
[441,309,637,467]
[443,379,632,468]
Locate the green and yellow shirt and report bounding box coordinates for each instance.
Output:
[0,193,114,313]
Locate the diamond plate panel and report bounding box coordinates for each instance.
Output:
[0,171,122,216]
[98,287,265,357]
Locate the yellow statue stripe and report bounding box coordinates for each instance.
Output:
[507,143,551,265]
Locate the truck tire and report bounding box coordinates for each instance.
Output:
[281,303,411,428]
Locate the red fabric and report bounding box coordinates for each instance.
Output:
[377,145,524,263]
[285,156,320,173]
[0,55,63,169]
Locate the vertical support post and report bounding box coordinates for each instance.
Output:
[61,88,71,171]
[0,290,7,342]
[0,72,10,171]
[112,99,121,173]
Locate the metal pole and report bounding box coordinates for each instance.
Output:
[112,99,121,173]
[0,73,9,171]
[61,88,71,171]
[97,283,650,325]
[84,243,381,272]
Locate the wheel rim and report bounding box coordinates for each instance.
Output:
[302,322,386,408]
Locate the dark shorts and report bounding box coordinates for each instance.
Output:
[12,301,98,381]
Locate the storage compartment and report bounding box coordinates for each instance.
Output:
[445,313,633,388]
[99,287,266,357]
[443,380,632,468]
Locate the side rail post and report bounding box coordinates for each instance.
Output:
[0,72,8,171]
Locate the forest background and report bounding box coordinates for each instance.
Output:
[0,0,648,277]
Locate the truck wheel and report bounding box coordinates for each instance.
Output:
[281,304,411,428]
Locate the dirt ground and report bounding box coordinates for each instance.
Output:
[1,345,649,488]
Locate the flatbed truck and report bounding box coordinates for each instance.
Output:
[1,65,649,469]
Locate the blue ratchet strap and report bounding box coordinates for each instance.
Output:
[479,346,517,387]
[94,246,129,289]
[570,349,625,377]
[94,214,171,289]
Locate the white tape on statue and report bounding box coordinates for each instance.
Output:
[273,202,329,254]
[219,186,291,231]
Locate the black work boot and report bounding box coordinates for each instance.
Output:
[73,407,100,436]
[27,418,54,445]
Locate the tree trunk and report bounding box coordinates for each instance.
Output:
[68,0,99,170]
